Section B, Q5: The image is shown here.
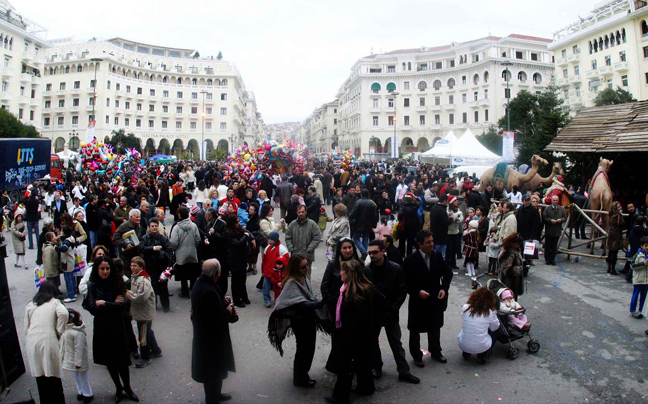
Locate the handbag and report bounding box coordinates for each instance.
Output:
[254,231,268,248]
[523,240,539,260]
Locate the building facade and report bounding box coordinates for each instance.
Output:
[549,0,648,112]
[301,100,338,153]
[42,37,259,158]
[333,34,555,158]
[244,90,265,147]
[0,1,49,128]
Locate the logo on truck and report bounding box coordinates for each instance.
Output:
[17,148,34,165]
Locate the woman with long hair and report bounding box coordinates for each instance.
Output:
[246,202,261,274]
[457,287,500,364]
[79,245,109,296]
[259,204,281,236]
[268,254,324,388]
[325,259,378,403]
[223,214,254,307]
[607,201,624,275]
[83,256,139,402]
[498,232,525,298]
[25,281,69,404]
[321,237,360,306]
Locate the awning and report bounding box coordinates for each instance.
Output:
[371,83,381,91]
[386,82,396,91]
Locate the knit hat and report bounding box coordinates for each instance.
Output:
[190,205,200,215]
[240,202,248,210]
[14,208,24,218]
[448,195,457,204]
[268,231,280,243]
[499,288,514,301]
[469,220,479,229]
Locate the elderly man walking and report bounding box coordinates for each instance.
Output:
[286,205,321,270]
[113,209,145,274]
[191,259,237,404]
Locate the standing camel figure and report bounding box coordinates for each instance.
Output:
[588,157,614,253]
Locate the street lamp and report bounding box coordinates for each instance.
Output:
[390,92,399,159]
[501,60,513,132]
[200,90,207,160]
[90,58,103,138]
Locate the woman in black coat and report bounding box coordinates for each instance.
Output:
[223,214,254,307]
[245,203,261,274]
[84,256,139,402]
[97,199,116,257]
[399,194,422,257]
[326,259,378,403]
[320,238,361,307]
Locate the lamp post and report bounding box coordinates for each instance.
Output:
[90,58,102,126]
[501,60,513,132]
[391,91,399,159]
[200,90,207,160]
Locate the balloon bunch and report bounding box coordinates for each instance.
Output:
[225,139,309,183]
[69,139,143,181]
[322,149,356,168]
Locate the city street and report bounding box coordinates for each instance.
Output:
[3,208,648,404]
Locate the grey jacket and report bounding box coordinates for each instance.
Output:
[286,217,321,262]
[169,218,201,265]
[542,205,566,238]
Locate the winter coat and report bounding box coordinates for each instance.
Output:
[113,219,145,264]
[286,217,321,263]
[401,199,422,236]
[128,272,156,322]
[403,250,453,332]
[10,219,26,255]
[498,248,524,298]
[516,205,541,241]
[305,193,322,223]
[429,203,453,245]
[628,225,648,256]
[84,280,131,367]
[349,197,379,233]
[607,213,624,252]
[462,229,479,259]
[262,242,289,278]
[224,230,253,273]
[97,206,115,238]
[24,299,69,377]
[36,228,49,266]
[113,205,132,228]
[140,232,173,278]
[447,208,464,235]
[191,274,235,383]
[327,216,350,252]
[631,249,648,285]
[57,236,76,273]
[169,218,201,265]
[497,211,518,244]
[60,323,89,372]
[542,205,566,238]
[365,259,407,323]
[259,217,280,237]
[42,242,60,278]
[276,182,293,210]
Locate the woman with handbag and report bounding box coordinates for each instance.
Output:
[268,254,325,388]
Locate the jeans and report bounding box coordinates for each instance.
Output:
[353,230,371,255]
[372,317,411,375]
[89,230,97,249]
[262,276,273,304]
[26,221,39,249]
[63,272,76,299]
[435,244,447,258]
[630,284,648,313]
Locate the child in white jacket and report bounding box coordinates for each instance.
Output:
[60,308,93,403]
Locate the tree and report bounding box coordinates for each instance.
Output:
[477,125,502,155]
[216,51,223,60]
[109,129,141,154]
[0,108,40,138]
[594,86,636,106]
[498,85,570,166]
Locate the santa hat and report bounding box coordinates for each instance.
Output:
[404,192,416,199]
[190,205,200,215]
[552,175,565,187]
[448,195,457,204]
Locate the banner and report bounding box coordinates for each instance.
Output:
[502,131,514,163]
[85,121,96,143]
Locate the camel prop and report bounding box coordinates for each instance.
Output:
[522,162,564,193]
[588,157,613,252]
[479,155,548,193]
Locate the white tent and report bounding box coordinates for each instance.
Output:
[420,129,501,166]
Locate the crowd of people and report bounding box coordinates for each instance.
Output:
[5,155,648,404]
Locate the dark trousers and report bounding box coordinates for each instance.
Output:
[203,375,223,404]
[332,362,374,402]
[36,376,66,404]
[446,233,461,268]
[488,257,498,275]
[575,214,587,238]
[231,270,248,304]
[216,266,229,296]
[107,364,131,394]
[291,317,316,383]
[152,278,170,310]
[545,236,559,263]
[372,318,410,375]
[136,321,161,359]
[409,328,442,360]
[124,315,138,353]
[398,232,418,258]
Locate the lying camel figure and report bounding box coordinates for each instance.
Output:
[480,155,548,193]
[522,162,564,193]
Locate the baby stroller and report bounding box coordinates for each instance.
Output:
[487,278,540,360]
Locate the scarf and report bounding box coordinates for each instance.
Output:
[336,283,347,329]
[267,277,315,356]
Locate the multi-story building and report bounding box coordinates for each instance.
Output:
[549,0,648,112]
[42,37,259,158]
[244,90,265,147]
[0,1,49,128]
[301,100,339,153]
[334,34,555,157]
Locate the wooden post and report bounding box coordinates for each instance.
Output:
[557,212,572,255]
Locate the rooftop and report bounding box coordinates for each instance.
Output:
[0,0,48,39]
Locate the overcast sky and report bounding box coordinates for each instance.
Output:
[17,0,593,124]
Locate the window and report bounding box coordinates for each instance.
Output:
[620,51,626,62]
[592,59,598,70]
[462,112,467,123]
[418,81,427,91]
[105,115,109,124]
[572,45,579,54]
[206,93,213,100]
[44,100,51,109]
[44,117,50,126]
[136,103,142,111]
[136,119,141,128]
[450,60,455,68]
[126,85,131,93]
[434,114,440,125]
[114,117,119,125]
[372,116,378,126]
[388,116,394,126]
[176,106,183,113]
[163,90,169,98]
[73,81,80,89]
[474,111,479,123]
[206,122,212,130]
[575,86,581,97]
[177,91,183,98]
[149,89,155,96]
[46,83,52,91]
[89,97,95,106]
[59,82,66,90]
[190,122,197,130]
[574,65,579,76]
[191,106,198,114]
[485,109,489,121]
[57,116,64,125]
[387,66,395,73]
[125,118,130,126]
[484,89,488,99]
[388,99,394,108]
[404,81,410,90]
[18,108,23,119]
[163,105,169,113]
[562,69,568,79]
[116,83,120,91]
[449,114,454,124]
[220,107,227,115]
[462,93,467,103]
[105,98,110,107]
[505,88,511,98]
[72,116,79,125]
[221,93,227,100]
[115,100,119,108]
[449,95,454,104]
[206,107,212,114]
[220,122,227,130]
[403,98,409,107]
[192,92,198,99]
[605,55,611,66]
[419,97,425,106]
[176,121,182,129]
[561,49,567,58]
[434,96,440,105]
[136,87,142,95]
[473,92,478,101]
[148,120,154,128]
[149,104,154,112]
[447,78,455,89]
[515,51,523,59]
[56,99,65,108]
[404,116,410,125]
[2,81,7,92]
[531,53,538,61]
[622,75,628,87]
[162,121,168,129]
[419,115,425,125]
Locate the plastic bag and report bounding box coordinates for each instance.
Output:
[73,244,88,276]
[34,265,46,288]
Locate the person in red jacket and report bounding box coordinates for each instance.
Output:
[270,256,288,304]
[261,231,288,307]
[220,187,241,211]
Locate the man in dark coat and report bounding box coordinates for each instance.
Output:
[403,230,453,367]
[382,235,403,267]
[342,187,359,213]
[260,174,276,203]
[276,177,293,219]
[191,259,236,404]
[516,194,541,242]
[322,169,333,205]
[542,195,566,266]
[428,194,453,259]
[50,191,68,230]
[349,189,379,258]
[480,184,494,209]
[365,240,419,384]
[305,186,321,223]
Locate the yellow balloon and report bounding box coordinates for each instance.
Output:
[244,153,251,160]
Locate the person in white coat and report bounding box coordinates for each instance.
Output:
[60,308,93,403]
[457,287,501,365]
[24,282,69,404]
